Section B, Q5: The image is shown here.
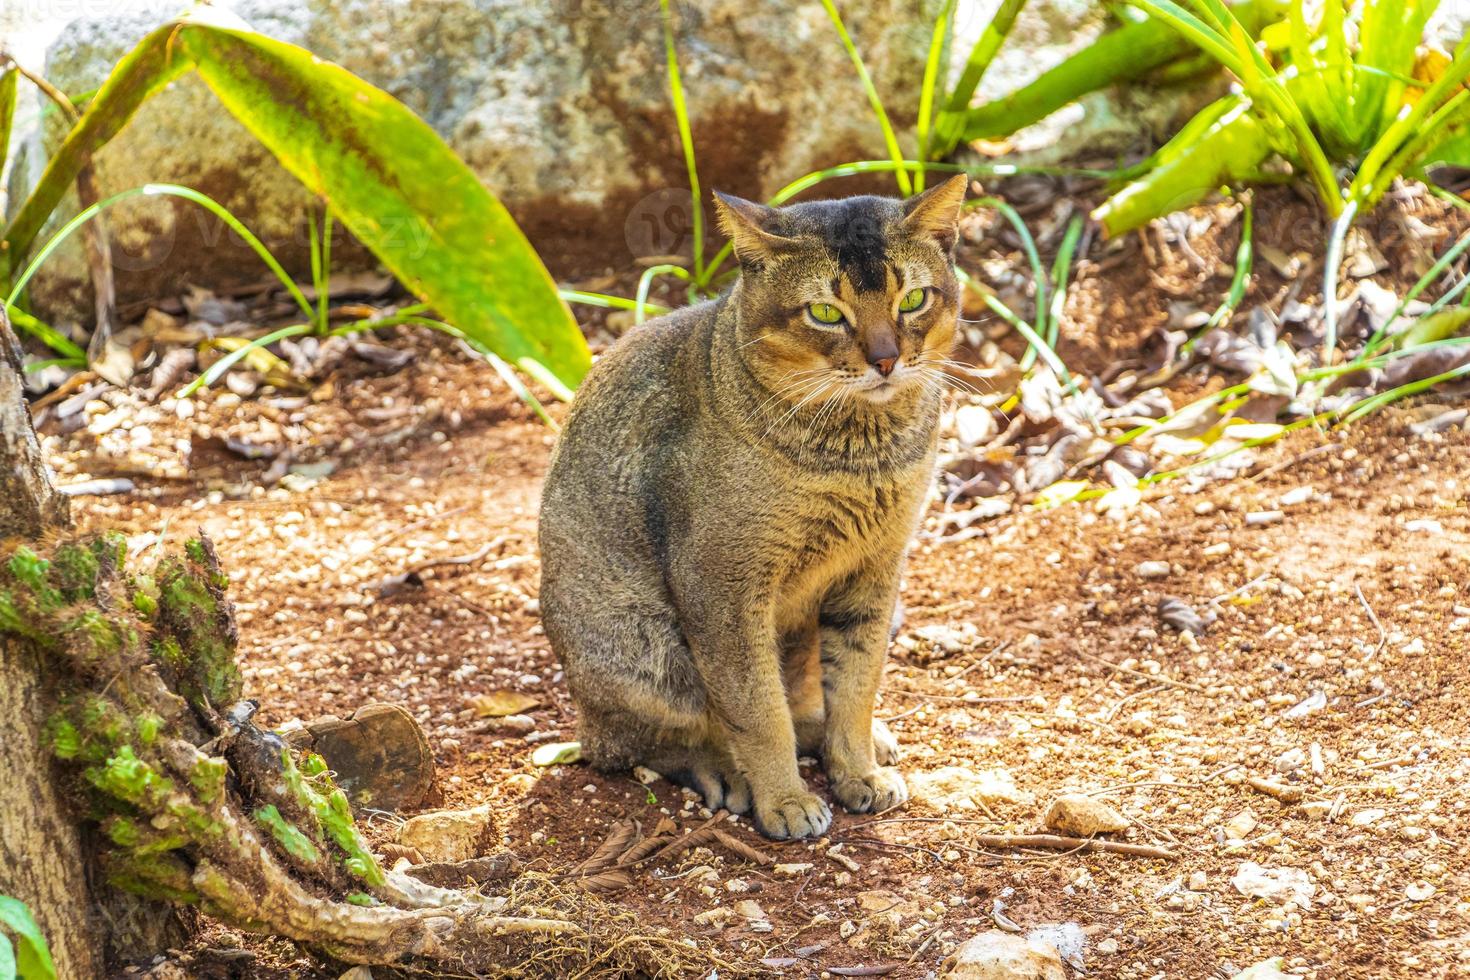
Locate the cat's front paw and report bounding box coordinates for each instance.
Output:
[831,767,908,814]
[754,790,832,840]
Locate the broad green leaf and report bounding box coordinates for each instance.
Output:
[1094,100,1272,234]
[0,933,14,980]
[0,897,57,980]
[962,9,1192,141]
[0,24,188,285]
[177,24,589,399]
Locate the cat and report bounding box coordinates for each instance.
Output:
[538,175,967,839]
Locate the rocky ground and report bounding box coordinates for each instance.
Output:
[32,183,1470,978]
[57,363,1468,980]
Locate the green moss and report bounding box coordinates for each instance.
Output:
[183,539,207,565]
[49,540,101,602]
[132,590,157,618]
[7,548,57,603]
[105,816,188,856]
[86,746,175,810]
[254,805,323,866]
[135,712,162,747]
[189,755,229,804]
[46,716,82,760]
[106,851,199,905]
[155,557,242,708]
[278,748,383,887]
[45,717,83,764]
[64,607,125,664]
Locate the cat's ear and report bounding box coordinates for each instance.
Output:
[901,174,969,252]
[713,192,796,266]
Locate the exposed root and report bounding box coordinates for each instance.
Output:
[0,534,731,976]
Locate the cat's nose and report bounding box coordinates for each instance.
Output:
[870,355,898,376]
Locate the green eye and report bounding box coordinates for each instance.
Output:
[899,287,927,313]
[808,302,845,325]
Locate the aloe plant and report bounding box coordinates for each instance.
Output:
[1093,0,1470,236]
[1,11,589,399]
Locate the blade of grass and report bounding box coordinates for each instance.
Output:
[658,0,705,281]
[1045,213,1084,351]
[1320,197,1358,359]
[177,323,312,397]
[7,307,86,363]
[956,267,1075,391]
[6,183,314,321]
[408,315,558,429]
[1183,196,1253,354]
[931,0,1027,157]
[1340,359,1470,424]
[559,288,670,317]
[969,197,1049,370]
[1355,191,1470,360]
[635,264,694,325]
[915,0,959,190]
[818,0,911,195]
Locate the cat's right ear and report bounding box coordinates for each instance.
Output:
[713,192,796,267]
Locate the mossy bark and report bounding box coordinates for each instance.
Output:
[1,312,581,974]
[0,310,133,979]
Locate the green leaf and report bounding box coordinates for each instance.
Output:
[0,24,188,284]
[531,741,582,767]
[0,896,57,980]
[0,933,15,980]
[963,10,1189,141]
[0,69,17,190]
[1397,307,1470,350]
[177,24,589,399]
[1093,98,1272,234]
[932,0,1027,156]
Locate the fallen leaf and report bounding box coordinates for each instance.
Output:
[472,691,541,718]
[530,741,581,767]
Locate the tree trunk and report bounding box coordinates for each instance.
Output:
[0,311,179,977]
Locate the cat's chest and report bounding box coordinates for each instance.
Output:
[768,475,921,609]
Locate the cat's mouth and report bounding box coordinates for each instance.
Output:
[851,370,906,401]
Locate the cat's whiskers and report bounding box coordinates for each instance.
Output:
[763,374,839,439]
[796,379,852,466]
[744,369,829,427]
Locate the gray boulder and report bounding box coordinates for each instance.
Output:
[8,0,935,320]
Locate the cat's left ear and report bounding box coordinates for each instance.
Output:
[901,174,969,252]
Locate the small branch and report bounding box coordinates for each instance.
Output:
[1076,651,1206,693]
[972,833,1175,860]
[1355,584,1387,659]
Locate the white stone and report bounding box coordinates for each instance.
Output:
[397,805,493,864]
[1043,794,1129,836]
[910,765,1034,810]
[941,930,1067,980]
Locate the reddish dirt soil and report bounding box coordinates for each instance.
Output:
[50,184,1469,978]
[68,371,1470,980]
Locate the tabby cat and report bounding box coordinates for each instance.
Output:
[539,175,967,839]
